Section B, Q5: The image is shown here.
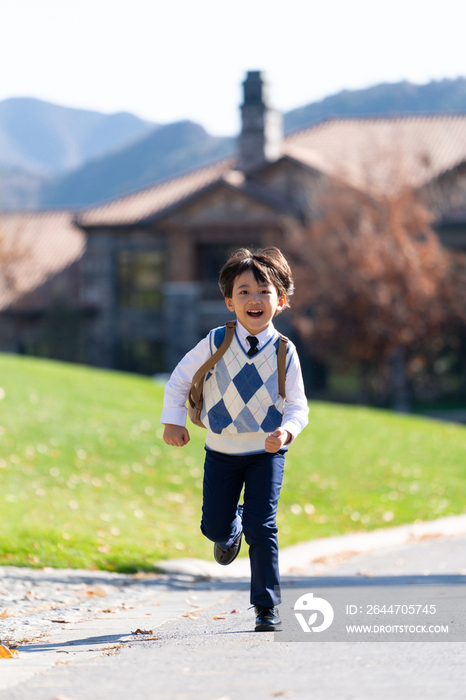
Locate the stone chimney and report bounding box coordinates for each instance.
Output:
[238,71,283,173]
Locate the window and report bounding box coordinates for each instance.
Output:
[118,251,164,309]
[197,242,259,299]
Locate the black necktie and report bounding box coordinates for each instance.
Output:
[246,335,259,357]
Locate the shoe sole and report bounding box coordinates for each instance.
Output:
[255,623,282,632]
[213,532,243,566]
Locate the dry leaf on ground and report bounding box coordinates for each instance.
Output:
[86,587,106,597]
[47,619,74,624]
[181,611,198,619]
[0,645,18,658]
[213,616,226,620]
[131,629,153,635]
[0,610,9,619]
[101,643,124,656]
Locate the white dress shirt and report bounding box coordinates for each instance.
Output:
[160,321,309,453]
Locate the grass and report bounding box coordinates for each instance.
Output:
[1,353,466,572]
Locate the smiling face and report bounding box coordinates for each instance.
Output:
[224,269,286,335]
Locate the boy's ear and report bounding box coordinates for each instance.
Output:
[225,297,235,313]
[277,295,286,311]
[273,295,286,315]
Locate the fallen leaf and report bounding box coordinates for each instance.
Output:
[213,616,226,620]
[48,619,72,624]
[102,609,116,614]
[101,643,124,656]
[131,629,153,635]
[0,610,9,619]
[357,570,373,578]
[0,645,18,658]
[86,587,106,597]
[230,609,241,614]
[181,612,198,619]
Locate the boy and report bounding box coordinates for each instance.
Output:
[161,247,308,631]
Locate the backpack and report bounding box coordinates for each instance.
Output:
[187,321,289,428]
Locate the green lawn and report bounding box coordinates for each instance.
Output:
[1,353,465,572]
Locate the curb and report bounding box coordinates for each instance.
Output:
[154,513,466,577]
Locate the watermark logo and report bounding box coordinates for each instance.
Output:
[293,592,334,633]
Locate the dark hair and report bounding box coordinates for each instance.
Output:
[218,247,294,312]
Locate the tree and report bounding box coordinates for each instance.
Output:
[287,180,465,409]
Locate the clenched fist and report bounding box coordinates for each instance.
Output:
[163,424,190,447]
[265,427,291,453]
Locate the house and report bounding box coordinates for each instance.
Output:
[2,71,466,387]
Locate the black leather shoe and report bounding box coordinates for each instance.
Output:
[254,605,282,631]
[213,530,242,565]
[213,504,243,566]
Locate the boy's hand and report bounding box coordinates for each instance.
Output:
[163,424,190,447]
[265,428,291,453]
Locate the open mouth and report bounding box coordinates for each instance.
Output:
[247,310,263,317]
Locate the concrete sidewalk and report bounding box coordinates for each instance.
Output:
[0,572,241,693]
[1,514,466,698]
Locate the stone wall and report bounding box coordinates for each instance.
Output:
[80,227,167,372]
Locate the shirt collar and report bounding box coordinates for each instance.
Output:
[235,320,276,350]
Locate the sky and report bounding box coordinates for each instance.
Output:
[1,0,466,136]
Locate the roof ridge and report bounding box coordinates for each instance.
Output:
[285,111,466,139]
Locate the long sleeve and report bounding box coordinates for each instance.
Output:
[281,348,309,441]
[160,335,211,427]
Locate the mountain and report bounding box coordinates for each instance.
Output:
[40,121,234,208]
[0,97,155,175]
[43,77,466,209]
[284,77,466,132]
[0,166,46,209]
[3,77,466,211]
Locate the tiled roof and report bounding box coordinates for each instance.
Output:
[76,158,234,227]
[0,210,85,310]
[284,114,466,191]
[77,114,466,228]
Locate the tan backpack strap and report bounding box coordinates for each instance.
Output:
[188,321,236,409]
[277,335,288,400]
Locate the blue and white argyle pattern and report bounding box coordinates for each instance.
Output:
[201,326,288,436]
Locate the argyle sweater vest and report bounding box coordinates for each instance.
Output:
[201,326,290,455]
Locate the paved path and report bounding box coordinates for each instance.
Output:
[1,520,466,699]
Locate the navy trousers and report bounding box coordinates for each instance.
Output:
[200,447,286,607]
